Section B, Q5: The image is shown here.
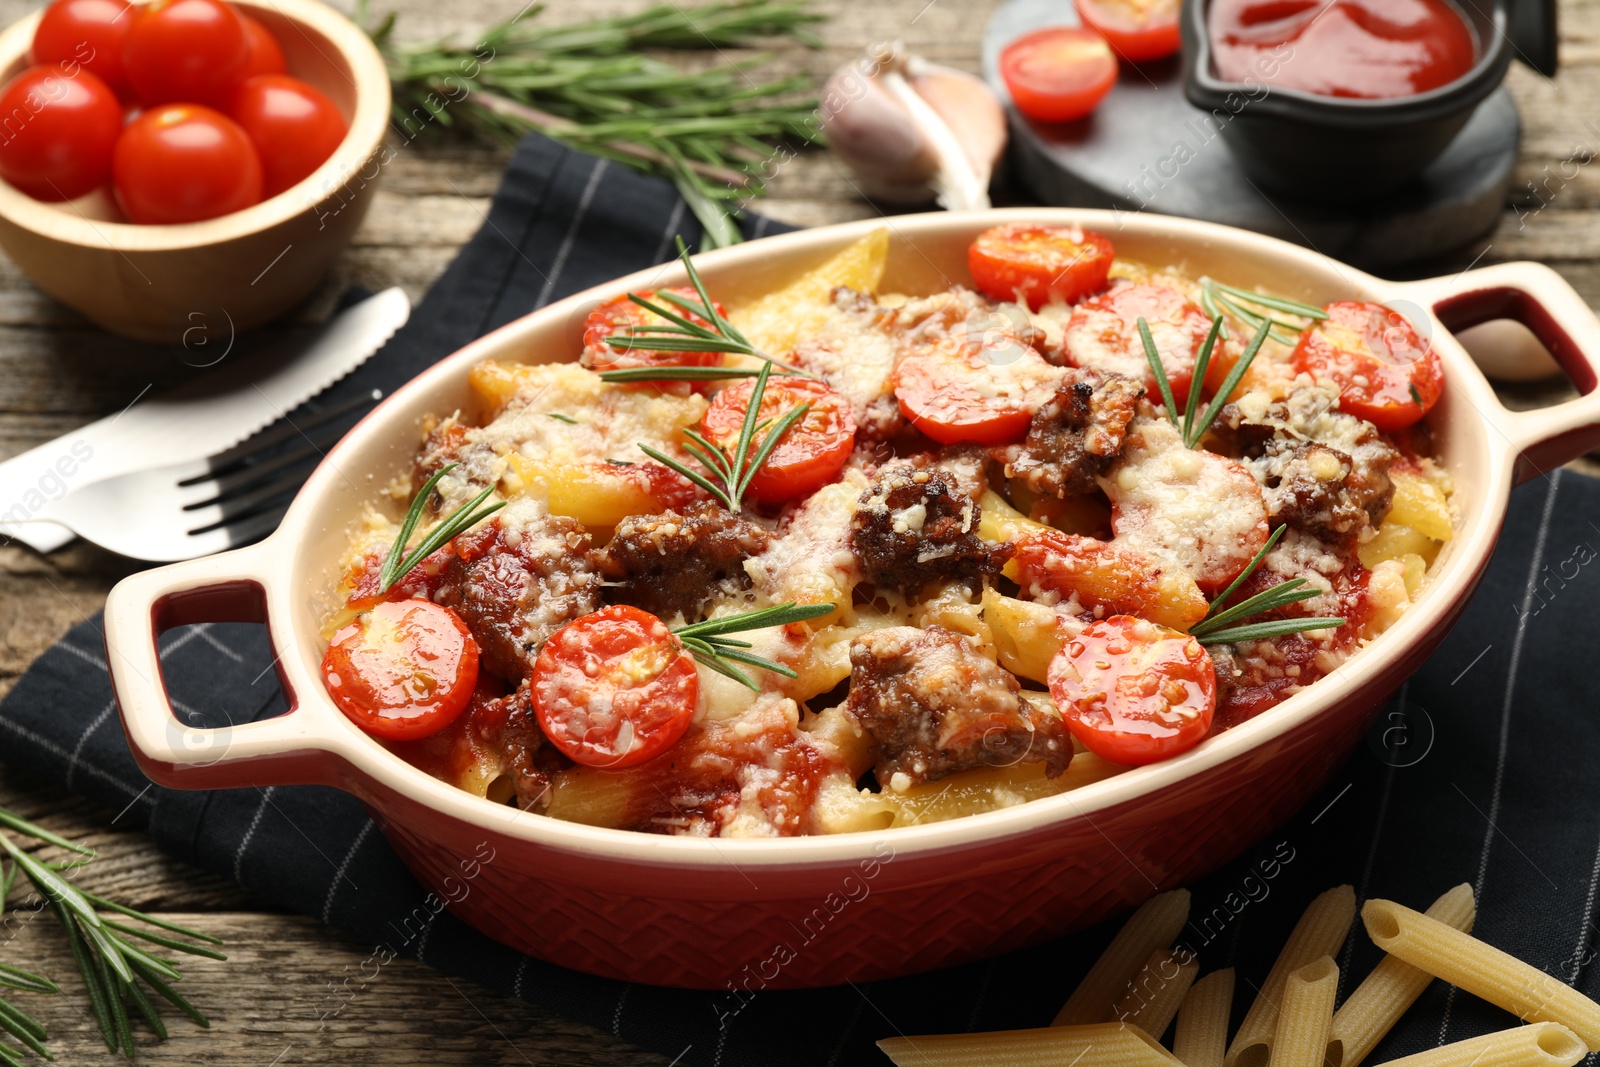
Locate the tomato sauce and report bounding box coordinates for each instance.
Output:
[1208,0,1477,99]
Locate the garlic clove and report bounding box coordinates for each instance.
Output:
[820,44,1008,212]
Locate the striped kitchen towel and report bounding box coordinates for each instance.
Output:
[4,133,1600,1066]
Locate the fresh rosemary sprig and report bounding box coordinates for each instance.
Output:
[1140,314,1271,449]
[0,804,222,1059]
[1189,526,1345,646]
[379,463,506,594]
[362,3,825,248]
[1200,278,1328,345]
[639,361,808,512]
[674,601,835,689]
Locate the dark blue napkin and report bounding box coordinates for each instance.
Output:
[5,134,1600,1066]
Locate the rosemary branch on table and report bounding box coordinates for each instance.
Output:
[0,805,223,1060]
[361,1,826,248]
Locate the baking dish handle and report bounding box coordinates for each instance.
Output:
[103,543,346,791]
[1405,261,1600,484]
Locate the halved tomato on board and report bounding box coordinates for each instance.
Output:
[1075,0,1182,62]
[701,377,857,504]
[1291,301,1443,431]
[999,27,1119,125]
[581,287,726,381]
[322,598,480,741]
[968,222,1116,311]
[893,335,1061,445]
[1048,614,1216,765]
[531,605,699,769]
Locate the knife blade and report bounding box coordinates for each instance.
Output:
[0,286,409,554]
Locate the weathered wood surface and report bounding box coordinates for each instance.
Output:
[1,0,1598,1061]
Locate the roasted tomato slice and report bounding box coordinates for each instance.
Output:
[701,376,857,504]
[1064,284,1212,407]
[322,598,480,741]
[894,335,1061,446]
[1292,301,1443,431]
[969,222,1115,311]
[531,605,699,769]
[1075,0,1181,62]
[998,27,1119,126]
[581,287,726,380]
[1048,614,1216,765]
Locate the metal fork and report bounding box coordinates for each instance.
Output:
[11,389,381,562]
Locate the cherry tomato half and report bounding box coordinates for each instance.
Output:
[701,377,856,504]
[1048,614,1216,765]
[581,287,726,380]
[893,335,1061,445]
[113,103,263,223]
[323,598,481,741]
[1291,300,1443,431]
[237,14,285,82]
[969,222,1115,310]
[999,27,1118,124]
[31,0,134,98]
[1075,0,1181,62]
[531,605,699,769]
[1065,283,1212,406]
[230,74,347,196]
[0,64,122,201]
[123,0,248,107]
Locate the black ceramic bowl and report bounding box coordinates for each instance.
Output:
[1180,0,1525,202]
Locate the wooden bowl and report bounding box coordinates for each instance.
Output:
[0,0,390,342]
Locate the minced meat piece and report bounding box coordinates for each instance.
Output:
[472,683,567,812]
[848,461,1008,593]
[844,626,1070,786]
[413,416,469,500]
[437,517,602,682]
[997,369,1143,498]
[597,501,772,618]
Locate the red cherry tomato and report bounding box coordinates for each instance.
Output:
[31,0,134,98]
[1291,301,1443,431]
[123,0,248,107]
[581,287,727,381]
[237,14,285,82]
[113,103,263,223]
[230,74,347,196]
[969,223,1116,310]
[1074,0,1181,62]
[893,335,1060,445]
[322,598,481,741]
[701,377,857,504]
[531,605,699,769]
[999,27,1118,124]
[1065,284,1212,406]
[0,64,122,201]
[1048,614,1216,765]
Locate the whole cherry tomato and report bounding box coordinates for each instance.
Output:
[999,27,1118,124]
[0,63,122,201]
[236,14,285,82]
[322,598,481,741]
[113,103,263,223]
[531,605,699,769]
[968,223,1116,310]
[701,377,857,504]
[31,0,134,98]
[230,74,347,196]
[1291,301,1444,431]
[123,0,248,107]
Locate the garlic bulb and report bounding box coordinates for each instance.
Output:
[820,43,1006,211]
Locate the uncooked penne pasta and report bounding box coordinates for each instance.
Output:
[1328,884,1477,1067]
[1054,890,1192,1026]
[1375,1023,1586,1067]
[1225,885,1357,1067]
[1114,949,1199,1040]
[1274,957,1340,1067]
[1362,900,1600,1048]
[878,1021,1188,1067]
[1174,969,1235,1067]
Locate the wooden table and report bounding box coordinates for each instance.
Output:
[1,0,1596,1061]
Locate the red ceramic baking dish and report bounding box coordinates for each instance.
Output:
[102,210,1600,989]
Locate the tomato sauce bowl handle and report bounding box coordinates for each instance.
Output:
[103,543,349,791]
[1404,261,1600,484]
